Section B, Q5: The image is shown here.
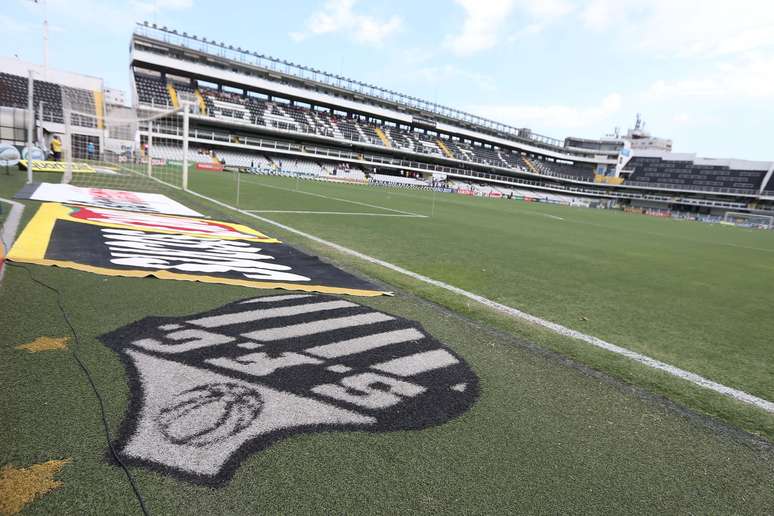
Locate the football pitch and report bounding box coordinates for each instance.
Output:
[2,167,774,514]
[190,171,774,413]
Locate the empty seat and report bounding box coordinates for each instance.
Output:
[626,157,765,191]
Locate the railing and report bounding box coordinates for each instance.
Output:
[136,98,174,111]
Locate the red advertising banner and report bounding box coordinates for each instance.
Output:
[196,162,224,172]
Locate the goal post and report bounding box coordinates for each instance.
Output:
[50,104,187,194]
[722,211,774,230]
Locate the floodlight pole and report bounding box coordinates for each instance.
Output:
[41,0,49,73]
[26,69,34,183]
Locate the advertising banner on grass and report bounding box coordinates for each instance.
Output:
[15,183,203,217]
[19,160,96,173]
[7,203,387,297]
[140,158,167,166]
[196,162,224,172]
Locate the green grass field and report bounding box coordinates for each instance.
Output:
[2,167,774,514]
[190,171,774,401]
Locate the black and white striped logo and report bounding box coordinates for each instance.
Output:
[101,294,478,484]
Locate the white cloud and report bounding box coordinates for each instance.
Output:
[445,0,517,56]
[290,0,401,45]
[131,0,193,14]
[415,65,496,92]
[638,1,774,58]
[672,113,691,125]
[646,56,774,100]
[0,15,37,33]
[580,0,629,31]
[523,0,575,19]
[506,22,546,42]
[445,0,575,55]
[572,0,774,58]
[468,93,623,130]
[27,0,194,34]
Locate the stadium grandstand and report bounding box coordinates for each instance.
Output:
[4,12,774,515]
[2,22,773,219]
[121,23,774,217]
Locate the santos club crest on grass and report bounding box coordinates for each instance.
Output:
[100,294,478,484]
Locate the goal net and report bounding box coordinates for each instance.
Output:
[36,104,189,194]
[722,211,774,230]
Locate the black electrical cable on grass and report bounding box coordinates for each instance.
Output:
[6,262,151,516]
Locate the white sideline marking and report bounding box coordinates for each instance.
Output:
[543,214,565,221]
[0,197,25,283]
[245,209,426,218]
[162,183,774,414]
[239,175,425,217]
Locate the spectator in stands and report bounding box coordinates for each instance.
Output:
[50,136,62,161]
[87,141,95,160]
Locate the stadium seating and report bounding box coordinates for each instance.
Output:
[531,159,595,181]
[0,72,100,127]
[0,72,62,122]
[134,73,172,107]
[200,88,256,123]
[150,145,212,164]
[62,86,97,128]
[215,149,273,169]
[170,81,199,111]
[382,127,445,157]
[326,163,367,181]
[33,79,63,123]
[131,74,603,180]
[498,149,529,169]
[626,156,766,192]
[0,72,28,109]
[443,139,475,162]
[333,115,365,142]
[129,69,774,200]
[371,173,427,186]
[150,143,368,181]
[356,122,383,146]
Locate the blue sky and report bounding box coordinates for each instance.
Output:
[3,0,773,160]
